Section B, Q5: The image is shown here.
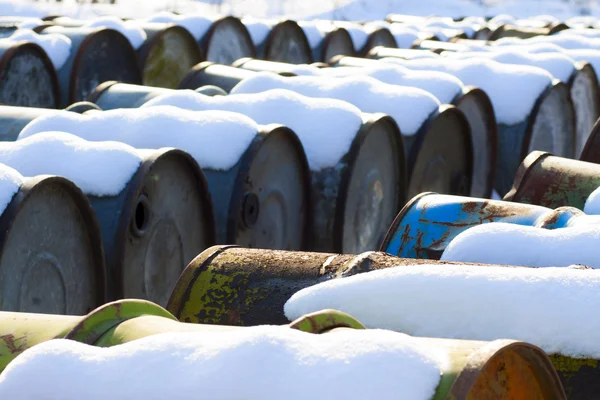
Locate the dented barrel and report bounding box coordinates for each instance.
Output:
[200,16,256,65]
[0,299,360,373]
[249,20,313,64]
[37,25,142,107]
[0,41,60,108]
[0,175,106,315]
[137,22,204,89]
[504,151,600,210]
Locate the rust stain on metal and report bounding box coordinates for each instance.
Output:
[0,334,26,354]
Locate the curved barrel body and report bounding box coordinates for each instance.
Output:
[360,28,397,56]
[569,62,600,157]
[200,16,256,65]
[489,23,569,40]
[581,117,600,163]
[255,20,313,64]
[309,27,355,63]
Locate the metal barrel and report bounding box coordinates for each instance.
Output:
[550,355,600,400]
[307,27,355,63]
[137,22,204,89]
[0,175,106,315]
[0,41,60,109]
[411,40,472,54]
[0,105,57,141]
[405,105,473,198]
[89,80,173,109]
[195,85,228,96]
[85,148,215,305]
[568,62,600,158]
[254,20,313,64]
[496,80,575,195]
[580,116,600,163]
[366,46,438,60]
[504,150,600,210]
[166,245,505,326]
[0,299,360,372]
[64,101,102,113]
[38,25,142,107]
[199,16,256,65]
[360,28,397,56]
[380,192,552,258]
[488,22,569,40]
[202,125,310,250]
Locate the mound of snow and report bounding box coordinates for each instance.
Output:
[585,187,600,215]
[0,164,23,215]
[285,262,600,358]
[242,17,276,45]
[494,33,600,51]
[144,12,216,41]
[85,16,147,49]
[0,327,444,400]
[382,57,553,125]
[442,222,600,268]
[143,89,363,170]
[0,17,43,29]
[4,29,70,69]
[19,107,258,171]
[388,25,420,48]
[298,20,336,49]
[232,72,440,135]
[334,21,369,50]
[0,132,142,197]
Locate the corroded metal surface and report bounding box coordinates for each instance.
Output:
[504,151,600,210]
[200,17,256,65]
[550,354,600,400]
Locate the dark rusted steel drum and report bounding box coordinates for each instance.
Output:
[366,46,438,60]
[0,175,105,315]
[569,62,600,157]
[0,41,60,109]
[304,26,355,63]
[380,192,552,258]
[178,61,294,92]
[453,87,498,198]
[38,26,142,107]
[580,117,600,163]
[360,28,397,56]
[495,81,575,196]
[489,22,569,40]
[405,105,473,198]
[257,20,313,64]
[137,23,204,89]
[0,299,359,372]
[504,150,600,210]
[199,16,255,65]
[85,148,215,306]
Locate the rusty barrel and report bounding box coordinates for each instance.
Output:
[37,25,142,107]
[245,19,313,64]
[380,192,554,259]
[199,16,255,65]
[0,41,60,108]
[136,22,203,89]
[488,22,569,40]
[580,116,600,163]
[0,299,360,373]
[299,23,355,63]
[569,62,600,157]
[0,171,105,315]
[405,105,473,198]
[504,150,600,210]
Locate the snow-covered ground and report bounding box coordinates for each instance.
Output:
[2,0,599,21]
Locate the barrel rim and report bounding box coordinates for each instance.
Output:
[580,117,600,163]
[263,19,314,63]
[502,150,552,202]
[288,309,366,333]
[378,191,438,252]
[321,27,356,64]
[0,41,61,109]
[87,80,120,104]
[201,15,257,60]
[0,175,108,307]
[111,147,216,299]
[360,28,397,56]
[335,114,407,252]
[177,60,216,90]
[166,244,240,318]
[69,27,142,105]
[226,124,311,249]
[64,101,102,113]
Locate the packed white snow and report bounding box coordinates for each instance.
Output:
[0,327,444,400]
[382,57,553,125]
[585,186,600,215]
[494,33,600,50]
[232,72,440,135]
[284,262,600,358]
[143,89,363,170]
[0,132,142,197]
[334,21,369,50]
[558,28,600,39]
[443,50,576,82]
[242,17,275,45]
[387,25,421,48]
[19,107,259,171]
[0,17,43,29]
[298,20,336,48]
[2,29,71,69]
[441,222,600,268]
[0,163,23,215]
[85,16,147,49]
[144,12,216,41]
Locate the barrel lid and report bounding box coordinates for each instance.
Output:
[202,16,256,64]
[263,20,313,64]
[288,309,365,333]
[87,80,120,104]
[320,27,355,63]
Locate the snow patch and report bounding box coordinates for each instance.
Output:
[144,12,216,41]
[0,163,22,216]
[585,187,600,215]
[85,16,147,49]
[242,17,275,45]
[19,107,258,171]
[4,29,71,69]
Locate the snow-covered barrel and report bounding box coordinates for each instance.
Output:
[36,25,142,107]
[298,21,355,62]
[90,83,405,254]
[243,19,313,64]
[0,299,360,373]
[332,22,396,56]
[328,56,496,198]
[22,106,309,251]
[136,23,204,89]
[64,100,101,113]
[380,57,575,196]
[367,46,441,60]
[504,151,600,211]
[380,192,557,259]
[4,131,215,305]
[580,116,600,163]
[0,164,105,315]
[489,23,569,41]
[0,41,60,108]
